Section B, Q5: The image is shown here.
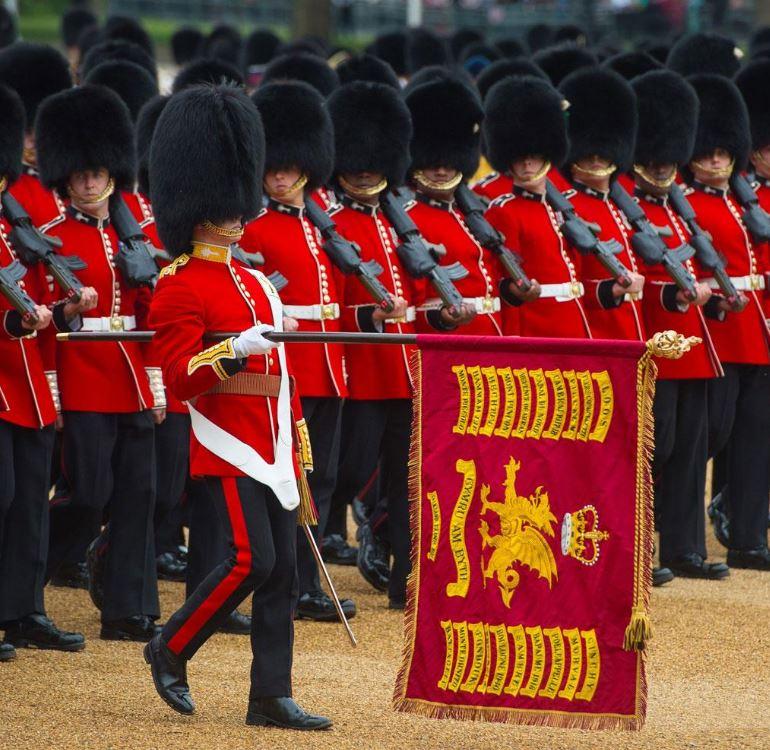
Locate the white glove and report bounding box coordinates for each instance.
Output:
[232,323,279,358]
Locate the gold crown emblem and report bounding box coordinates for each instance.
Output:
[560,505,609,566]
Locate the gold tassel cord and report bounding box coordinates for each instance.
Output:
[296,466,319,527]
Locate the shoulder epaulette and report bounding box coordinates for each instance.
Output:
[489,193,516,209]
[473,171,501,188]
[158,253,190,279]
[254,207,268,220]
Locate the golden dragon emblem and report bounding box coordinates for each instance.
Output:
[478,457,558,607]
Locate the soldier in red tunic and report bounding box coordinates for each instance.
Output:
[35,84,162,639]
[684,74,770,570]
[145,83,331,730]
[629,70,728,581]
[242,81,355,621]
[483,75,590,339]
[0,83,93,661]
[557,67,647,342]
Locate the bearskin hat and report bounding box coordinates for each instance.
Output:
[243,29,282,67]
[135,94,169,196]
[103,15,154,57]
[61,8,97,48]
[328,81,411,186]
[689,74,750,170]
[150,85,264,257]
[203,24,242,66]
[172,58,243,93]
[735,60,770,152]
[403,64,475,95]
[526,23,554,53]
[261,52,339,96]
[0,7,16,50]
[666,32,743,78]
[80,40,157,82]
[632,70,697,167]
[171,27,204,66]
[533,43,597,86]
[367,31,407,77]
[405,27,449,74]
[36,84,135,194]
[0,84,26,184]
[450,28,483,62]
[477,58,547,100]
[554,24,589,47]
[484,75,568,173]
[603,51,662,81]
[749,26,770,56]
[494,36,526,59]
[336,53,399,89]
[405,75,483,178]
[560,67,638,171]
[84,60,159,122]
[252,81,333,190]
[636,39,670,63]
[0,43,72,132]
[77,25,102,59]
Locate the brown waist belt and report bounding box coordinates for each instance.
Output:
[207,372,282,398]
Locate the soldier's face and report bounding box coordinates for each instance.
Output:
[689,148,733,187]
[422,166,459,185]
[636,162,677,197]
[264,167,303,196]
[751,145,770,178]
[511,155,547,190]
[341,172,384,190]
[571,154,614,191]
[68,168,110,203]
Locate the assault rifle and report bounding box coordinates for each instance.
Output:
[109,193,158,288]
[0,259,38,325]
[2,192,85,301]
[730,173,770,244]
[454,183,533,292]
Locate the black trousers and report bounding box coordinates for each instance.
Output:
[296,397,342,595]
[708,364,770,550]
[0,421,54,623]
[185,478,229,598]
[162,476,297,698]
[48,411,159,621]
[652,379,709,563]
[331,399,412,601]
[154,413,190,555]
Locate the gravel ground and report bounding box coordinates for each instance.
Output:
[2,528,769,750]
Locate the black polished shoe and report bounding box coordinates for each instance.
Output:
[143,634,194,715]
[727,546,770,570]
[219,610,252,635]
[156,551,187,582]
[652,567,674,587]
[50,561,89,589]
[352,496,371,527]
[86,535,106,611]
[3,614,85,652]
[296,590,356,622]
[0,642,16,662]
[245,697,332,731]
[707,491,731,547]
[101,614,159,642]
[321,534,358,566]
[388,598,405,611]
[356,522,390,592]
[664,553,730,580]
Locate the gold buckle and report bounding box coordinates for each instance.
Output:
[321,304,336,320]
[750,274,761,290]
[389,315,406,324]
[482,296,494,313]
[570,282,582,298]
[110,316,124,331]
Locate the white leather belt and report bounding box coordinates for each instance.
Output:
[704,274,766,292]
[386,306,416,324]
[282,303,340,321]
[624,291,643,302]
[81,315,136,332]
[539,281,584,301]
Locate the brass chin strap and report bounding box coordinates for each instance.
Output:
[265,173,308,200]
[633,164,677,189]
[690,157,735,179]
[0,176,7,194]
[572,162,617,178]
[515,160,552,185]
[338,175,388,198]
[67,177,115,205]
[412,170,463,191]
[201,219,244,238]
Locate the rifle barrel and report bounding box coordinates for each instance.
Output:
[56,330,418,345]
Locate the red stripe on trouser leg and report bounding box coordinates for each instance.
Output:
[167,477,251,654]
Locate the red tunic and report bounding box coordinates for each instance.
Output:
[47,198,155,412]
[330,196,416,400]
[751,175,770,317]
[563,181,646,342]
[0,217,57,429]
[686,182,770,366]
[471,171,512,203]
[633,189,722,380]
[407,193,503,336]
[8,165,66,231]
[240,199,347,399]
[485,187,592,339]
[148,244,303,478]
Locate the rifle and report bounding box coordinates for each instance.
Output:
[379,191,468,314]
[544,180,633,288]
[2,192,86,301]
[729,173,770,244]
[0,259,39,325]
[303,198,394,313]
[668,184,741,308]
[109,193,158,288]
[609,182,697,301]
[453,183,533,292]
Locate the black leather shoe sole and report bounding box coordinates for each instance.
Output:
[667,563,730,580]
[0,644,17,662]
[6,635,85,652]
[245,712,332,730]
[143,642,195,716]
[321,551,357,566]
[652,568,674,587]
[727,553,770,571]
[101,625,157,642]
